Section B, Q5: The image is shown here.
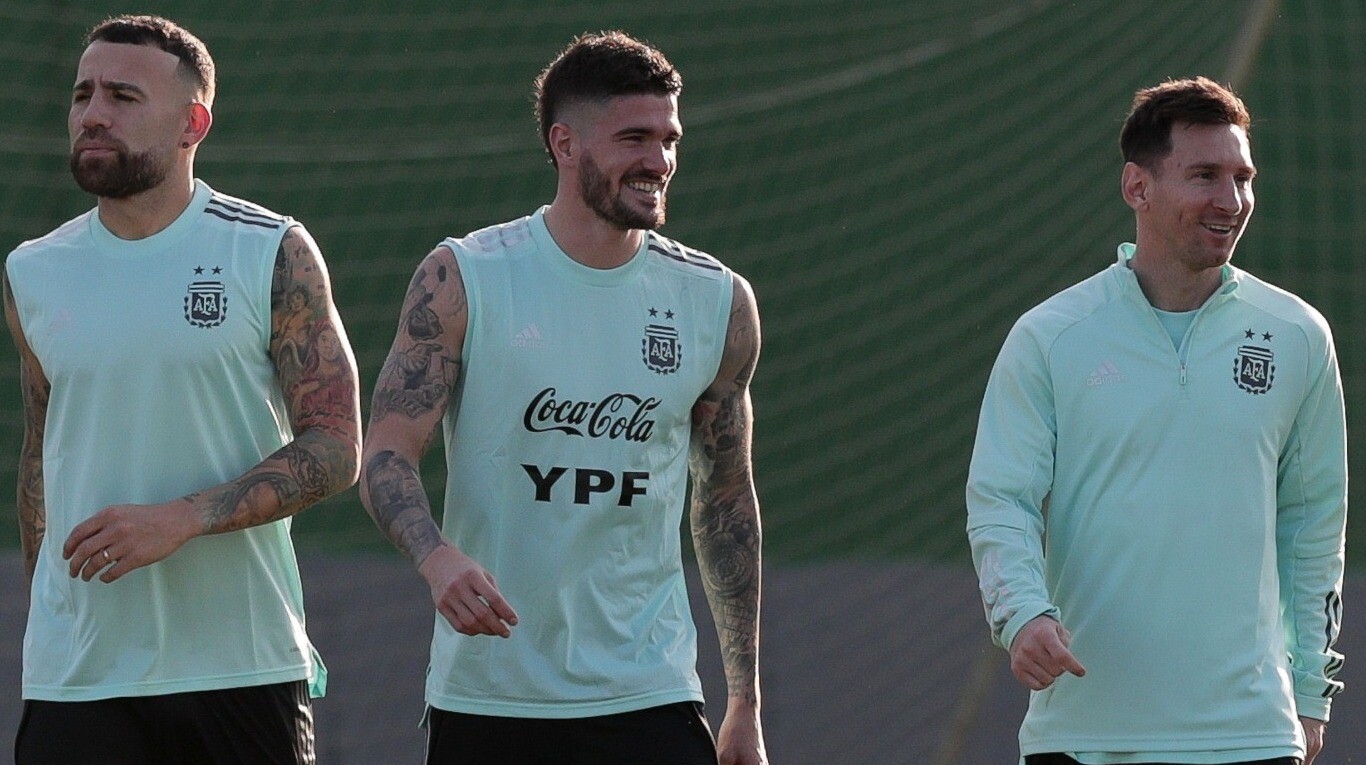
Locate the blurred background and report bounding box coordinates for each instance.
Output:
[0,1,1362,763]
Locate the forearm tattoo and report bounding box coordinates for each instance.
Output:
[194,428,354,534]
[690,295,763,705]
[364,450,445,565]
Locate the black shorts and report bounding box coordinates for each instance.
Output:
[425,701,717,765]
[1026,756,1301,765]
[14,680,314,765]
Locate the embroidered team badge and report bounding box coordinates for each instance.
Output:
[642,307,681,374]
[1233,344,1274,394]
[184,266,227,328]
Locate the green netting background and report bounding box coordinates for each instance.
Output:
[0,0,1361,568]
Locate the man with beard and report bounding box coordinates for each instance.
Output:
[3,15,360,764]
[360,31,767,765]
[967,78,1345,764]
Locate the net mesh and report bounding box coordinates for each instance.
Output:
[0,1,1361,563]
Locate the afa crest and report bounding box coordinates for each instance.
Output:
[642,323,681,375]
[185,280,228,328]
[1233,345,1274,394]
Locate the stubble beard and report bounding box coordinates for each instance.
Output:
[579,152,666,231]
[69,141,170,199]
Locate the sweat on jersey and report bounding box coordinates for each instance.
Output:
[6,180,324,701]
[966,244,1346,762]
[428,207,733,718]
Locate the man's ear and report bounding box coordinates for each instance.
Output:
[548,122,577,168]
[181,101,212,149]
[1121,161,1150,212]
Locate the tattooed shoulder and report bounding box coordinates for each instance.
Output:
[371,247,467,422]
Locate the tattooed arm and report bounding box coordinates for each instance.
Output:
[358,246,518,638]
[690,275,768,765]
[3,269,50,583]
[63,226,362,583]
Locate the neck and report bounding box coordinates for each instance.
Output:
[543,193,644,270]
[1128,246,1223,311]
[96,170,196,241]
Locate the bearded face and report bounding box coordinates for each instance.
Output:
[578,148,667,231]
[69,133,170,199]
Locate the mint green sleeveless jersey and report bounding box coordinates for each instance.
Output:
[429,208,733,717]
[6,180,324,700]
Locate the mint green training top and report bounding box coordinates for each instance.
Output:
[6,181,324,700]
[428,209,732,718]
[967,244,1346,762]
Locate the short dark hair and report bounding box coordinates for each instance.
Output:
[533,31,682,166]
[1121,76,1250,169]
[86,15,216,105]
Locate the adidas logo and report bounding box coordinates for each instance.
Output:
[1085,361,1123,386]
[513,323,549,350]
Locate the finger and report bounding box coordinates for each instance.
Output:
[1011,662,1053,691]
[1046,644,1086,677]
[437,601,472,634]
[63,518,102,560]
[99,553,137,584]
[447,599,494,637]
[80,550,112,582]
[66,533,105,574]
[474,581,519,626]
[1042,636,1086,677]
[70,540,107,579]
[469,601,511,638]
[1060,652,1087,677]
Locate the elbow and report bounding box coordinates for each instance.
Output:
[311,425,361,497]
[336,430,362,491]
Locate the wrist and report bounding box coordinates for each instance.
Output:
[416,540,454,575]
[726,689,761,714]
[177,497,209,540]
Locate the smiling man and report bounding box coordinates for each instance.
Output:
[360,32,767,765]
[967,77,1346,765]
[3,14,360,765]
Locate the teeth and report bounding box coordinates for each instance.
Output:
[627,181,661,192]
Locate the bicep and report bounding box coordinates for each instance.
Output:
[690,276,761,485]
[3,269,50,426]
[366,246,467,459]
[268,226,360,436]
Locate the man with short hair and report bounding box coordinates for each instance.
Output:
[967,76,1346,765]
[360,31,767,765]
[4,14,361,764]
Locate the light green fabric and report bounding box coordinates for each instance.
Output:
[428,209,731,717]
[7,181,324,700]
[968,243,1345,760]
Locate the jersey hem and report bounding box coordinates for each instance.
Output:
[1021,735,1302,757]
[22,664,312,702]
[427,687,705,719]
[1060,746,1300,765]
